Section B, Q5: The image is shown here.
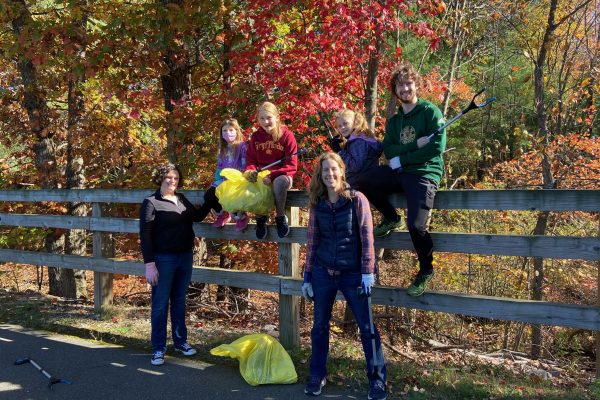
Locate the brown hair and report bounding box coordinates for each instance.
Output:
[152,163,184,187]
[334,109,376,139]
[307,152,351,208]
[389,61,422,98]
[257,101,282,141]
[218,118,245,158]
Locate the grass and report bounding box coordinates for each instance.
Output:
[0,289,597,399]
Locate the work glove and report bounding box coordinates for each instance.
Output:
[389,156,403,173]
[361,273,375,296]
[301,271,314,301]
[244,170,258,183]
[329,135,344,152]
[145,262,159,286]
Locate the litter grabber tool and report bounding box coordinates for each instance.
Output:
[257,148,308,172]
[357,286,380,381]
[15,357,73,389]
[317,111,339,139]
[426,88,497,140]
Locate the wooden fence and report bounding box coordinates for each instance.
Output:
[0,189,599,353]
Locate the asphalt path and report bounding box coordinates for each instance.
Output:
[0,324,355,400]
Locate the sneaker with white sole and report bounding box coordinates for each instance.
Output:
[151,350,165,366]
[304,375,326,396]
[174,342,197,356]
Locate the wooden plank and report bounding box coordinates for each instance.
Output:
[190,267,280,292]
[92,203,113,312]
[1,189,599,212]
[279,278,600,331]
[0,213,90,230]
[0,189,205,204]
[278,207,300,349]
[430,189,600,212]
[3,214,598,260]
[378,232,600,261]
[2,248,599,331]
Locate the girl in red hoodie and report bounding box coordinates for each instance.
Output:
[244,102,298,239]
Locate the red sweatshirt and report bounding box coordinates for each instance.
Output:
[245,126,298,180]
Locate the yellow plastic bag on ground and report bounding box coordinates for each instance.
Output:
[215,168,275,215]
[210,333,297,386]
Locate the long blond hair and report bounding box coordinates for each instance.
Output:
[334,109,376,139]
[257,101,282,141]
[307,152,351,208]
[218,118,245,158]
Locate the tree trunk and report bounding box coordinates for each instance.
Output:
[530,0,560,359]
[159,0,191,164]
[364,34,383,130]
[62,2,89,299]
[10,0,66,295]
[441,0,467,117]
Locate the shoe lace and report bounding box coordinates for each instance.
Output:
[153,350,164,358]
[370,380,385,391]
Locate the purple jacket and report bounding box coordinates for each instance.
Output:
[339,135,382,188]
[213,142,247,187]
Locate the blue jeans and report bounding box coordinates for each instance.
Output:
[151,251,193,352]
[309,267,387,383]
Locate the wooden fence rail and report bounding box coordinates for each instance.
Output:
[0,189,599,350]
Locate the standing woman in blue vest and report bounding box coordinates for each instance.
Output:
[301,152,387,400]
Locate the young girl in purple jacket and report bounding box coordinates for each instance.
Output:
[330,109,383,189]
[199,118,249,231]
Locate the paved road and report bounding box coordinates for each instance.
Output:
[0,324,354,400]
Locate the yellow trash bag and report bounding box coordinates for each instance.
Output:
[210,333,297,386]
[215,168,275,216]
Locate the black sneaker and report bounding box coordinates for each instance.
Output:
[174,342,197,356]
[275,215,290,238]
[256,216,268,239]
[150,350,164,366]
[368,379,387,400]
[304,375,326,396]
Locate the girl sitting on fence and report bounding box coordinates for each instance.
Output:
[198,118,249,231]
[329,109,382,189]
[243,101,298,239]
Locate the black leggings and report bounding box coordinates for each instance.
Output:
[198,186,222,222]
[358,166,437,274]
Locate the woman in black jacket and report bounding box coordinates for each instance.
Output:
[140,163,202,366]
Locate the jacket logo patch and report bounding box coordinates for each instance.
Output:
[400,126,416,144]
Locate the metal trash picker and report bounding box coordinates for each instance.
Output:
[426,88,497,140]
[15,357,73,389]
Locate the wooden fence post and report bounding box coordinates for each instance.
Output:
[93,203,113,312]
[594,213,600,379]
[278,206,300,349]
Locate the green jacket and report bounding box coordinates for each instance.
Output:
[383,99,446,185]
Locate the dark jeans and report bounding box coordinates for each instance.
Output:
[198,186,222,221]
[359,166,437,275]
[151,251,193,352]
[309,267,387,383]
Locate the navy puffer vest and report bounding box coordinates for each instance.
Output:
[314,192,361,272]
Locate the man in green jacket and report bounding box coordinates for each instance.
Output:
[358,61,446,297]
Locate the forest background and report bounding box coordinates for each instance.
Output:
[0,0,599,398]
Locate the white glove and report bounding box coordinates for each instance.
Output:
[145,262,159,286]
[361,273,375,296]
[301,282,314,301]
[389,156,403,173]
